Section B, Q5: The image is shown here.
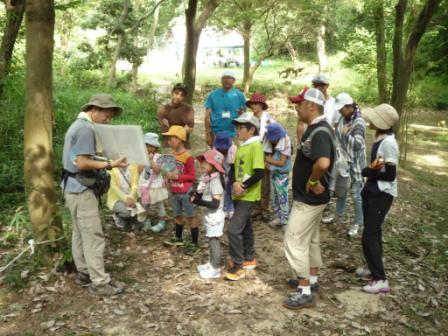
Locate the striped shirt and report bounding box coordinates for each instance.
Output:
[335,109,367,182]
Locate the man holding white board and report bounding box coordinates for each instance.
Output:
[62,94,127,296]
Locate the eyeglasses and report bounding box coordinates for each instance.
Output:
[312,82,325,88]
[236,125,248,130]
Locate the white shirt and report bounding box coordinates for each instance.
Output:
[324,96,339,127]
[376,134,399,197]
[259,112,275,141]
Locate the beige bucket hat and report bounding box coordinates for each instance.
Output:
[362,103,399,130]
[81,94,123,116]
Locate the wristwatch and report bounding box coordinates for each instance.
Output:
[106,160,112,170]
[307,178,319,187]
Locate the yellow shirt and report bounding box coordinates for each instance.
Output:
[106,165,140,210]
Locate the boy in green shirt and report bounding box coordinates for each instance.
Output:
[225,113,265,281]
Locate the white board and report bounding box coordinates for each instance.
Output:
[94,124,149,166]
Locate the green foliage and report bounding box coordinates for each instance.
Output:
[2,255,42,290]
[342,27,377,81]
[0,70,159,215]
[409,76,448,110]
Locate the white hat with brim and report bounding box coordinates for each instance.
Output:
[362,104,399,130]
[232,112,260,129]
[144,132,161,147]
[334,92,354,111]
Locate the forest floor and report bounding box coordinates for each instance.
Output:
[0,94,447,336]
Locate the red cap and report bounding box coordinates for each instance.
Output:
[289,87,308,104]
[246,92,268,110]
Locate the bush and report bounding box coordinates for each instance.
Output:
[0,76,159,214]
[411,75,448,110]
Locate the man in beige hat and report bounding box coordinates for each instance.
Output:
[62,94,127,296]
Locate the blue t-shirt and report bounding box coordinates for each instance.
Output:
[204,88,246,137]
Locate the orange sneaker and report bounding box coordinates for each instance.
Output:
[243,258,257,270]
[225,266,246,281]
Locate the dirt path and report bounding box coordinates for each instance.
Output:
[0,97,447,335]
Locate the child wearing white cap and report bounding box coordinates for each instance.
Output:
[225,112,265,281]
[139,132,169,233]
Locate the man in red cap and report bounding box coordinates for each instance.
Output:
[283,87,335,310]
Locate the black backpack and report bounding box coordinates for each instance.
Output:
[62,169,111,198]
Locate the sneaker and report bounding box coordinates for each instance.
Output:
[355,266,372,280]
[225,211,234,219]
[243,258,257,270]
[163,237,184,247]
[268,218,282,228]
[89,281,124,296]
[362,280,390,294]
[225,266,246,281]
[184,242,200,255]
[199,266,221,279]
[197,262,212,273]
[142,219,152,232]
[287,279,319,292]
[348,224,361,237]
[112,214,126,229]
[321,215,335,224]
[151,221,166,233]
[283,289,315,310]
[75,272,91,286]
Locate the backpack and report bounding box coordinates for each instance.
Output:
[299,125,336,161]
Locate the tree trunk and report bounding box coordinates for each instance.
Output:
[131,61,139,92]
[183,0,200,104]
[24,0,64,253]
[390,0,442,117]
[107,1,129,88]
[244,57,264,94]
[390,0,407,111]
[241,21,251,91]
[147,2,160,51]
[373,0,388,103]
[57,10,74,77]
[316,24,327,73]
[0,0,25,97]
[182,0,221,104]
[286,39,300,68]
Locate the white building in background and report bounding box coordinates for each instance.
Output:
[118,17,244,75]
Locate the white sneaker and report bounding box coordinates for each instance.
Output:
[355,266,372,279]
[225,211,234,219]
[268,218,281,228]
[197,262,212,273]
[199,266,221,279]
[348,224,362,237]
[362,280,390,294]
[321,215,335,224]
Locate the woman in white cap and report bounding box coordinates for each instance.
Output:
[332,93,366,237]
[358,103,399,294]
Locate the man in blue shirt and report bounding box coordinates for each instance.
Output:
[204,70,246,146]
